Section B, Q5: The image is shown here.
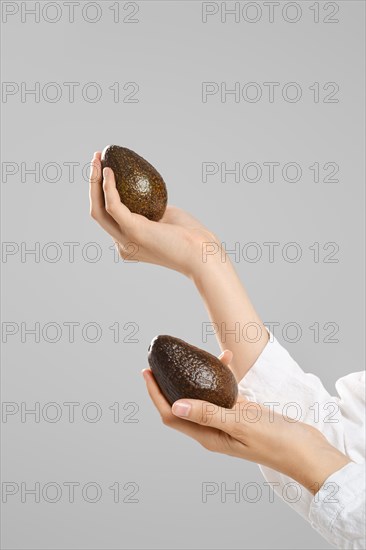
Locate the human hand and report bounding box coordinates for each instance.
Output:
[143,352,350,495]
[89,151,218,278]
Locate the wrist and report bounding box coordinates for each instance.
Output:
[288,440,351,495]
[189,242,235,286]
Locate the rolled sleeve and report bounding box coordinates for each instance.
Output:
[309,462,366,549]
[238,334,346,452]
[237,334,365,538]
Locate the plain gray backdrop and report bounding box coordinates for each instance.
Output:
[1,1,365,549]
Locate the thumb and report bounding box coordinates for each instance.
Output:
[171,398,244,434]
[102,167,134,231]
[218,349,233,367]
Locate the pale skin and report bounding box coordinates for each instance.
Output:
[89,151,350,495]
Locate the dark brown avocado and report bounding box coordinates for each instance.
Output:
[148,335,238,408]
[101,145,167,221]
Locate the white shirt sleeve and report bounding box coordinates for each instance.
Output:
[238,335,366,548]
[309,462,366,549]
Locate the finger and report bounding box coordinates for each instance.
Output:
[102,167,135,232]
[142,368,172,418]
[171,398,249,435]
[218,349,233,366]
[89,155,122,241]
[142,369,221,447]
[89,151,101,184]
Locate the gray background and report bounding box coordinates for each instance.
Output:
[1,1,365,548]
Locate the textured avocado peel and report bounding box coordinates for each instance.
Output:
[101,145,168,221]
[148,335,238,409]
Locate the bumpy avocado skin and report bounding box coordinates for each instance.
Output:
[148,335,238,409]
[101,145,168,221]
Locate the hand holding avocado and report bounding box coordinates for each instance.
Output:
[142,365,350,496]
[89,150,219,278]
[101,145,168,222]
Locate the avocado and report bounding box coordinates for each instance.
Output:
[101,145,167,221]
[148,335,238,408]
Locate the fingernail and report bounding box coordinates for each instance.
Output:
[172,401,191,417]
[103,167,110,178]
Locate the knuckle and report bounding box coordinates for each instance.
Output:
[90,207,98,220]
[105,203,115,215]
[161,413,173,427]
[119,252,130,262]
[200,440,214,452]
[115,242,130,260]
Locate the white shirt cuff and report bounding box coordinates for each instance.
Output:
[309,462,366,549]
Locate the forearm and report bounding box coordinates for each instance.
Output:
[191,251,268,381]
[288,441,351,495]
